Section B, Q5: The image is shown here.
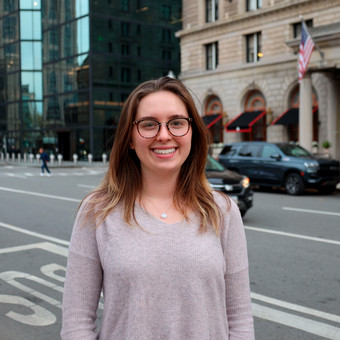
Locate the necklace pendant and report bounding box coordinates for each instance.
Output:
[160,213,168,219]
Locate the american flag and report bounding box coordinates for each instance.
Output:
[298,22,315,83]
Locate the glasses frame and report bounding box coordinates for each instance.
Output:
[133,117,192,139]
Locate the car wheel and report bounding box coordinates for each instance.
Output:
[284,173,305,195]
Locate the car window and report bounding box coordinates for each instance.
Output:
[238,145,261,157]
[276,144,312,157]
[206,155,225,171]
[220,145,237,156]
[262,145,278,158]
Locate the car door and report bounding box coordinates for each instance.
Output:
[232,144,262,183]
[256,144,285,185]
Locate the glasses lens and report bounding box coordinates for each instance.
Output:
[138,120,159,138]
[168,118,189,136]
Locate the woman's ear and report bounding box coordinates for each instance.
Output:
[129,141,135,149]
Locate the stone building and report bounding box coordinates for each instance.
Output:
[177,0,340,159]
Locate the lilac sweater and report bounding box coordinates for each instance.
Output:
[61,192,254,339]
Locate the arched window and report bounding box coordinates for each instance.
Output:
[204,95,223,143]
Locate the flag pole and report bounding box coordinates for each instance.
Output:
[299,15,324,60]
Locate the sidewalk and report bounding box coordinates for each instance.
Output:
[0,160,108,169]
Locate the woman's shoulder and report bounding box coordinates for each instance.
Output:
[212,190,240,217]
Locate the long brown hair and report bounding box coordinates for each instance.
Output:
[82,77,228,234]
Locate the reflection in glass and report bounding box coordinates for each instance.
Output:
[20,0,41,10]
[22,101,43,129]
[20,11,41,40]
[7,73,21,101]
[21,71,43,100]
[77,16,90,55]
[21,42,42,69]
[1,43,20,71]
[76,0,89,17]
[2,15,19,43]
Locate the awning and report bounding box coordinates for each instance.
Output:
[202,114,223,129]
[225,111,266,132]
[271,107,318,125]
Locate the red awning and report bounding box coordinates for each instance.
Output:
[271,107,318,125]
[202,114,223,128]
[225,111,266,133]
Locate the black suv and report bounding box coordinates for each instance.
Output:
[206,155,253,216]
[218,142,340,195]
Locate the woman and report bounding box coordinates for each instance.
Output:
[61,77,254,339]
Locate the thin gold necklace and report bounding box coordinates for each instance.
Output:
[144,196,174,219]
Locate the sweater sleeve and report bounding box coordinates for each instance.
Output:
[218,195,255,340]
[61,203,103,340]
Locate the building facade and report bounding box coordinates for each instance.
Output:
[0,0,181,160]
[177,0,340,159]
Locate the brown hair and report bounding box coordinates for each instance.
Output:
[82,77,228,234]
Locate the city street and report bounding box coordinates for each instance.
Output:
[0,164,339,339]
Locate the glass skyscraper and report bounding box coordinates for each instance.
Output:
[0,0,181,160]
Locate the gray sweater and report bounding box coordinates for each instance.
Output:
[61,192,254,339]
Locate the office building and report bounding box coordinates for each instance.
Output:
[0,0,181,159]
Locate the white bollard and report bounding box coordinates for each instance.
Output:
[0,152,3,162]
[11,153,15,162]
[57,154,63,165]
[102,153,107,164]
[50,154,55,165]
[23,153,27,162]
[18,154,21,162]
[29,153,34,163]
[6,153,9,162]
[73,153,78,165]
[88,153,93,165]
[36,154,40,163]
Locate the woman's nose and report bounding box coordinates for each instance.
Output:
[157,123,171,140]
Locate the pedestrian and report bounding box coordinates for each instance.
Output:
[39,147,51,176]
[61,77,254,339]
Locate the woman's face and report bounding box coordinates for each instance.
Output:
[131,90,192,178]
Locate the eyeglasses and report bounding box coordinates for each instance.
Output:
[133,117,192,139]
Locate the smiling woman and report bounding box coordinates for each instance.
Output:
[61,77,255,340]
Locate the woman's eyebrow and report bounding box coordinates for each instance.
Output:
[137,114,188,120]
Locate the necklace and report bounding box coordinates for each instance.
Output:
[144,196,174,219]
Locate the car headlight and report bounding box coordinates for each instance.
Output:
[241,177,250,188]
[304,161,319,172]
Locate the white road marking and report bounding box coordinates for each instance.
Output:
[252,303,340,340]
[78,184,96,189]
[283,206,340,217]
[0,186,81,203]
[244,225,340,245]
[251,293,340,323]
[6,173,27,179]
[0,223,70,247]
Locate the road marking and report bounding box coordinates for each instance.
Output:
[244,225,340,245]
[78,184,96,189]
[0,223,70,247]
[251,293,340,323]
[0,186,81,203]
[283,206,340,217]
[252,303,340,340]
[6,173,27,179]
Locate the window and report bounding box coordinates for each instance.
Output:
[121,68,130,82]
[121,44,129,55]
[206,0,218,23]
[162,49,171,61]
[293,19,313,38]
[137,46,141,56]
[246,0,262,11]
[162,29,172,43]
[206,42,218,70]
[161,5,171,20]
[261,145,278,158]
[238,145,261,157]
[120,0,129,11]
[121,22,129,36]
[246,32,262,63]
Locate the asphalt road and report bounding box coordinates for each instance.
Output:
[0,164,339,339]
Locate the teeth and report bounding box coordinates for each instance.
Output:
[154,148,175,155]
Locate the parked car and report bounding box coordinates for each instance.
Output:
[218,142,340,195]
[205,155,253,217]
